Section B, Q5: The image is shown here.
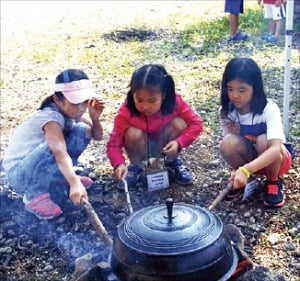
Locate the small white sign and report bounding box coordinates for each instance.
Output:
[242,179,257,201]
[147,170,169,191]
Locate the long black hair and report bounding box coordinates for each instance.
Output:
[126,64,176,116]
[220,58,267,118]
[39,69,89,109]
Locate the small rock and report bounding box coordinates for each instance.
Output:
[88,172,96,179]
[185,192,193,198]
[267,233,280,245]
[208,159,221,167]
[284,242,296,251]
[25,240,33,246]
[44,264,54,272]
[288,227,299,237]
[244,211,251,218]
[115,212,126,221]
[0,246,12,254]
[56,217,66,224]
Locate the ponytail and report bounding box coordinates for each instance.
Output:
[161,74,176,115]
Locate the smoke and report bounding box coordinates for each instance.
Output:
[57,231,110,265]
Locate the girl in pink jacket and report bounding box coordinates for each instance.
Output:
[107,64,203,188]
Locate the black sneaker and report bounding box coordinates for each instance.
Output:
[263,180,285,208]
[166,158,193,185]
[118,164,143,189]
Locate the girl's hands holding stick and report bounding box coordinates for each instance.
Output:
[229,169,248,190]
[114,163,127,181]
[69,180,88,206]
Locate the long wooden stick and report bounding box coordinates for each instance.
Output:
[122,178,133,214]
[208,182,233,210]
[81,198,113,248]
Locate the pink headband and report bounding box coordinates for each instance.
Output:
[54,79,96,104]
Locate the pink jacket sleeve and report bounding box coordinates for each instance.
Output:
[175,95,203,149]
[106,106,130,169]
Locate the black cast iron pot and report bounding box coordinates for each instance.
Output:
[111,199,238,281]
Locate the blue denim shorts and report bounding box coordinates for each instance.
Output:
[225,0,244,14]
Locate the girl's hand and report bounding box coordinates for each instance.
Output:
[162,140,179,157]
[88,98,105,120]
[69,182,88,206]
[114,164,127,181]
[226,122,240,135]
[221,118,240,135]
[230,169,248,190]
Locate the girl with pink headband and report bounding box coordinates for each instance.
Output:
[2,69,105,219]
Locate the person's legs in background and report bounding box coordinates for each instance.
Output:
[225,0,248,41]
[262,3,284,43]
[229,13,239,37]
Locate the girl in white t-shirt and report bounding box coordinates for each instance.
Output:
[219,58,293,207]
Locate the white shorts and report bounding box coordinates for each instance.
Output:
[264,4,285,20]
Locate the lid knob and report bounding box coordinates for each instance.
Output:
[165,198,174,222]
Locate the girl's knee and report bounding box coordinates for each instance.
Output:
[165,117,187,139]
[220,134,239,152]
[256,134,267,154]
[124,127,145,143]
[170,117,187,132]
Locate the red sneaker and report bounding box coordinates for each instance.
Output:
[23,193,63,219]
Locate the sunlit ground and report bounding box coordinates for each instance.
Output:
[1,1,257,40]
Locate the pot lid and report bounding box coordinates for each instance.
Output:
[117,198,223,255]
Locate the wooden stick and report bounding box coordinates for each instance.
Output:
[208,182,233,210]
[81,198,113,248]
[122,178,133,214]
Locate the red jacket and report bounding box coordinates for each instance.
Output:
[106,94,203,168]
[263,0,284,4]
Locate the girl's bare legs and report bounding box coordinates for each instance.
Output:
[163,117,187,161]
[124,127,147,166]
[269,19,276,35]
[256,134,285,179]
[124,117,187,165]
[220,133,255,170]
[274,19,282,39]
[229,14,239,37]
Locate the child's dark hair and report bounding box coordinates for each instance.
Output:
[220,58,267,118]
[39,69,89,109]
[126,64,176,115]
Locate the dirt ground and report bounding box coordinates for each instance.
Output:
[0,2,299,281]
